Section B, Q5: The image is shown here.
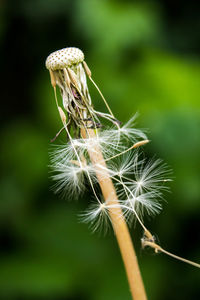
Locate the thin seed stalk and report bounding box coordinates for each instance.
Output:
[81,127,147,300]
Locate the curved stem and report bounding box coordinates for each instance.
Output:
[142,240,200,268]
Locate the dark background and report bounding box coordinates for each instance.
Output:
[0,0,200,299]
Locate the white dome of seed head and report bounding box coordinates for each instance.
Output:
[45,47,84,70]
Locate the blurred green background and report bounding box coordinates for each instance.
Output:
[0,0,200,299]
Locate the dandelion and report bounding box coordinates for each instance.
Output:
[45,47,200,300]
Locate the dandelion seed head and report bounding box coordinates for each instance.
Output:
[46,47,172,233]
[45,47,84,70]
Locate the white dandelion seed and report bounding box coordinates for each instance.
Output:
[122,191,163,219]
[132,156,172,195]
[106,151,139,177]
[105,114,147,144]
[50,159,96,196]
[79,201,112,233]
[79,198,125,233]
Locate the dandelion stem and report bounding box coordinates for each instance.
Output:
[81,127,147,300]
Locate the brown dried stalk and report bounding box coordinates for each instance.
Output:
[81,127,147,300]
